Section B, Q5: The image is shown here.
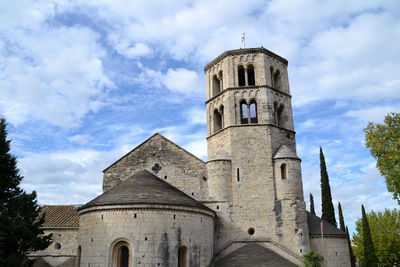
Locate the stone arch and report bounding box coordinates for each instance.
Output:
[109,238,133,267]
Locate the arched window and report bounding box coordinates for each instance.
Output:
[273,70,282,90]
[240,100,248,124]
[274,102,284,127]
[238,66,245,86]
[212,75,220,96]
[270,67,275,87]
[213,109,222,132]
[249,100,258,123]
[247,65,255,86]
[277,104,284,127]
[75,246,81,267]
[178,246,188,267]
[111,241,131,267]
[281,163,287,179]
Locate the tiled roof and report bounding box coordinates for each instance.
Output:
[307,211,347,236]
[273,145,300,160]
[214,243,296,267]
[38,205,79,228]
[80,170,213,212]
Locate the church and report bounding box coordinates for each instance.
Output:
[31,47,351,267]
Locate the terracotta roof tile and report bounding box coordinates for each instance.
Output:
[38,205,79,228]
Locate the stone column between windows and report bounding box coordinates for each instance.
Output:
[247,103,251,124]
[244,67,248,86]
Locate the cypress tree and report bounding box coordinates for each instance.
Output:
[361,205,378,267]
[309,193,316,215]
[338,202,345,232]
[320,147,337,227]
[346,226,356,267]
[0,118,52,266]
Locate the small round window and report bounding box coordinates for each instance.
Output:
[54,243,61,250]
[248,228,255,235]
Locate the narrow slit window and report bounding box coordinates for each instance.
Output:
[237,168,240,182]
[281,163,287,180]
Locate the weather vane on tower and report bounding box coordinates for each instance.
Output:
[241,32,246,48]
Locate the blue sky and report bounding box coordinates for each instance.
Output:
[1,0,399,236]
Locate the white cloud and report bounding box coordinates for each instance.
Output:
[188,107,206,125]
[68,134,94,145]
[107,33,151,58]
[0,2,114,128]
[345,106,399,123]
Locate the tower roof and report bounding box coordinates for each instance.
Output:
[80,170,212,212]
[204,47,288,71]
[273,145,300,160]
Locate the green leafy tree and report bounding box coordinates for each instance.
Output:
[338,202,345,232]
[0,118,52,266]
[364,112,400,204]
[310,193,316,215]
[346,226,356,267]
[320,147,337,227]
[303,249,321,267]
[353,208,400,266]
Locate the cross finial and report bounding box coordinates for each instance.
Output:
[241,32,246,48]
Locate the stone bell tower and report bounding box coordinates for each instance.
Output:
[204,47,310,257]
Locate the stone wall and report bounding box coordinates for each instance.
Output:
[30,228,78,267]
[310,236,351,266]
[78,205,214,267]
[103,134,208,200]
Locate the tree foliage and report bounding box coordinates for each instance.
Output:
[303,249,321,267]
[0,118,52,266]
[320,147,337,227]
[346,226,356,267]
[338,202,345,232]
[310,193,316,215]
[364,112,400,204]
[353,207,400,266]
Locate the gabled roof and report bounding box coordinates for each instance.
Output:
[307,211,347,237]
[38,205,79,228]
[80,170,213,212]
[273,145,300,160]
[103,133,205,172]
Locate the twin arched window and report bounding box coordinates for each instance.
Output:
[238,65,255,87]
[240,100,258,124]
